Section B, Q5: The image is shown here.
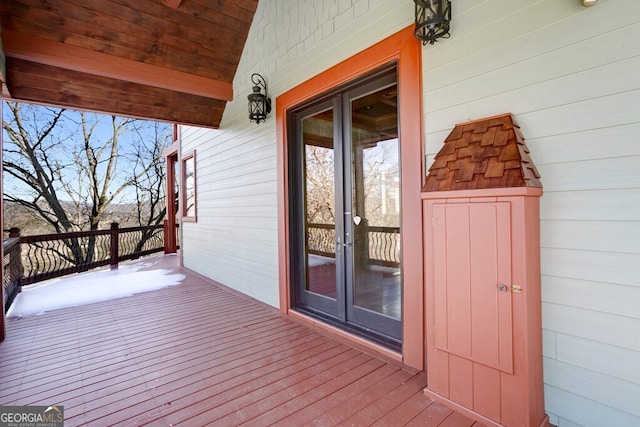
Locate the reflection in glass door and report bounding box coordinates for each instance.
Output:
[298,99,341,318]
[344,74,401,341]
[291,67,401,348]
[349,137,400,319]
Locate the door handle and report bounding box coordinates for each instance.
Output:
[336,237,351,248]
[498,283,522,293]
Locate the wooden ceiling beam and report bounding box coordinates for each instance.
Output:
[2,29,233,101]
[165,0,183,9]
[6,58,224,127]
[0,28,9,97]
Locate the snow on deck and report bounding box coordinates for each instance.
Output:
[7,254,185,317]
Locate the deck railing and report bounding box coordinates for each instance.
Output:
[307,222,400,267]
[2,223,178,312]
[16,223,167,286]
[3,231,23,312]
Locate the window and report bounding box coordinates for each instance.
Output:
[181,150,197,222]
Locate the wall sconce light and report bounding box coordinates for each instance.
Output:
[582,0,597,6]
[414,0,451,45]
[247,73,271,124]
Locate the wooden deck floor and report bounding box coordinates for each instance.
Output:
[0,254,481,426]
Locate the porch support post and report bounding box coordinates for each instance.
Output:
[110,222,119,268]
[163,136,179,254]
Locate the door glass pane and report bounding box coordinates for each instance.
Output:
[303,108,337,299]
[350,84,401,319]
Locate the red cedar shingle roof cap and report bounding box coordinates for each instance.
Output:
[423,113,542,192]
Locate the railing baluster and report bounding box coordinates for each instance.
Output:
[110,223,119,268]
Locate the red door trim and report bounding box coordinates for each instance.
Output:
[276,25,424,369]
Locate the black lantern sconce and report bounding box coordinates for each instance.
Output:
[247,73,271,124]
[414,0,452,45]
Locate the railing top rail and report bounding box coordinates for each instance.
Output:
[117,224,164,233]
[3,237,21,252]
[18,224,165,244]
[20,228,111,243]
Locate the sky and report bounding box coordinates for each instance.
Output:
[2,100,172,203]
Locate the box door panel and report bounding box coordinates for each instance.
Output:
[433,202,513,374]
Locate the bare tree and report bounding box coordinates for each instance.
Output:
[128,121,170,252]
[2,102,170,265]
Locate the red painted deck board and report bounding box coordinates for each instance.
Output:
[0,254,470,426]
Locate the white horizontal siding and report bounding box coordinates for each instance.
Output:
[543,304,640,355]
[539,189,640,222]
[536,156,640,192]
[180,121,279,307]
[544,385,640,427]
[426,61,640,139]
[423,0,640,424]
[544,358,640,418]
[541,248,638,288]
[541,220,640,254]
[542,276,640,320]
[542,330,557,359]
[528,123,640,165]
[557,334,640,385]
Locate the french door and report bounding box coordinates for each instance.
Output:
[289,67,402,348]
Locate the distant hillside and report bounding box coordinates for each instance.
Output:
[3,200,158,238]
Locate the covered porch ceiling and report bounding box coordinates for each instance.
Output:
[0,0,260,128]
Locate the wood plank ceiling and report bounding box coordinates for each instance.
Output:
[0,0,260,128]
